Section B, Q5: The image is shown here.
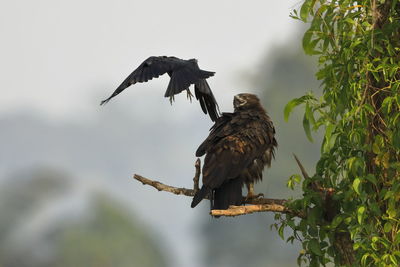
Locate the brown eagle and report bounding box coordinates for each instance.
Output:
[101,56,220,121]
[191,93,277,210]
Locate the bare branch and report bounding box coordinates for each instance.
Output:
[293,153,334,194]
[210,204,288,217]
[293,153,310,179]
[133,174,289,205]
[132,159,303,218]
[133,174,197,197]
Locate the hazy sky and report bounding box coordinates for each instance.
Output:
[1,0,301,119]
[1,1,304,266]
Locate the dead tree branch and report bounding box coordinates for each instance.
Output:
[134,174,197,197]
[132,157,309,218]
[293,153,310,179]
[133,173,288,206]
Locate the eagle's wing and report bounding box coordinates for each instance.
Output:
[191,129,260,208]
[243,118,277,186]
[201,133,259,189]
[101,56,184,105]
[196,112,234,157]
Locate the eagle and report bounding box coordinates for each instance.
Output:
[101,56,220,121]
[191,93,277,210]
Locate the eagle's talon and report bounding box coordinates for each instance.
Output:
[245,192,264,201]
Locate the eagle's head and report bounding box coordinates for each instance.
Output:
[233,93,263,111]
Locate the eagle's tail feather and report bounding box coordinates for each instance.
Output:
[191,186,210,208]
[212,178,243,210]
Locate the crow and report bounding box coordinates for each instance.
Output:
[101,56,220,121]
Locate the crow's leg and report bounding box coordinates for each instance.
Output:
[186,89,193,102]
[169,95,175,105]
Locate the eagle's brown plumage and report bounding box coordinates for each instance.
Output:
[191,93,277,210]
[101,56,220,121]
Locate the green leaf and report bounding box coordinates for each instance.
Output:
[284,99,301,122]
[389,254,398,266]
[323,123,337,153]
[308,207,319,227]
[287,174,302,190]
[305,102,316,126]
[382,96,393,114]
[365,174,377,186]
[363,103,375,114]
[331,215,343,229]
[348,157,363,175]
[283,95,314,122]
[278,224,285,240]
[303,30,320,55]
[361,253,370,266]
[384,190,394,200]
[308,239,323,256]
[387,200,397,218]
[353,178,361,195]
[300,0,312,22]
[372,142,381,154]
[303,114,313,142]
[384,222,392,233]
[357,206,366,224]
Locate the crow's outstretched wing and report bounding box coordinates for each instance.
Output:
[100,56,219,121]
[101,56,180,105]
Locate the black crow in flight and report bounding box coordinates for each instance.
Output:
[191,93,277,210]
[101,56,220,121]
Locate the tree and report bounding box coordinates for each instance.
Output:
[279,0,400,265]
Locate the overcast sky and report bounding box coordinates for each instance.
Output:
[1,0,301,120]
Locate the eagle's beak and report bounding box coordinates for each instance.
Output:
[234,95,247,108]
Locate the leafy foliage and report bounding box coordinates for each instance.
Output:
[278,0,400,266]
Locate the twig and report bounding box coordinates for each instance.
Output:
[293,153,321,192]
[193,158,200,192]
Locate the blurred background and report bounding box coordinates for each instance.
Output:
[0,1,322,266]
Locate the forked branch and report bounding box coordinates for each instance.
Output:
[132,157,308,217]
